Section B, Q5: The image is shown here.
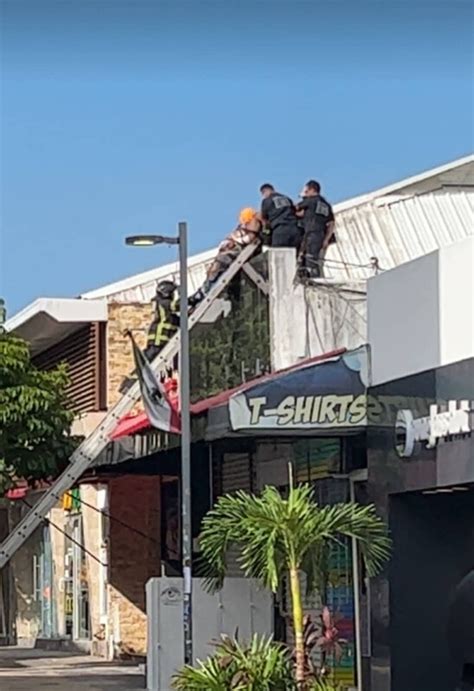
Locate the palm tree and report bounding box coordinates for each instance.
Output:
[199,473,390,688]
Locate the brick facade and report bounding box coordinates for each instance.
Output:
[106,302,151,408]
[107,475,161,657]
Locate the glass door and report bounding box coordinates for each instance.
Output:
[63,514,91,640]
[72,517,91,640]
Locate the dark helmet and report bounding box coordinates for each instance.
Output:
[153,280,177,301]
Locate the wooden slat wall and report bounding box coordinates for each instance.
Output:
[33,323,107,413]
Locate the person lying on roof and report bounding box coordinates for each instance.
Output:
[188,207,262,307]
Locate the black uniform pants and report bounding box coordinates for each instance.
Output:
[302,230,325,277]
[271,224,302,249]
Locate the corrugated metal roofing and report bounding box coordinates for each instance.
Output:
[79,155,473,302]
[82,247,216,303]
[322,187,474,281]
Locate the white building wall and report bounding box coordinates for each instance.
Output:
[268,248,367,370]
[438,237,474,366]
[368,236,474,386]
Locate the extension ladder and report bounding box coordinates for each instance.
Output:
[0,242,260,569]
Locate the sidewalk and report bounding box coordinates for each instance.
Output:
[0,647,145,690]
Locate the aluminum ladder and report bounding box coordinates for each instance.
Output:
[0,242,260,569]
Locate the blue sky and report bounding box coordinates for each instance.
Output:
[1,0,473,315]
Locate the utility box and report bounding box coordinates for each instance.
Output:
[146,577,273,691]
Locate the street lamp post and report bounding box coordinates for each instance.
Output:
[125,222,193,665]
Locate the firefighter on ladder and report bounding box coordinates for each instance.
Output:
[119,280,180,393]
[145,280,180,361]
[188,207,262,307]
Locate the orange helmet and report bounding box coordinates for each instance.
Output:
[239,207,258,225]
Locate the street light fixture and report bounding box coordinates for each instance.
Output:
[125,235,179,247]
[125,223,193,666]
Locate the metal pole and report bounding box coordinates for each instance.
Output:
[178,221,193,665]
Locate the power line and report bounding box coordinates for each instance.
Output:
[300,254,386,274]
[64,490,159,546]
[19,496,106,567]
[2,470,160,551]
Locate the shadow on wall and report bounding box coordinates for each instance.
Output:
[4,502,44,644]
[107,475,161,658]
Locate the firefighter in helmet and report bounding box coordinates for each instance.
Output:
[118,279,180,393]
[145,280,180,361]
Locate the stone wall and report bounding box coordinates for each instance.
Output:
[107,474,161,657]
[106,302,151,408]
[8,494,44,642]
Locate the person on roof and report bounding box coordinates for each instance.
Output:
[119,280,180,393]
[259,183,302,249]
[188,207,262,307]
[295,179,335,279]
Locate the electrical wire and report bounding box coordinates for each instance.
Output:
[2,473,158,569]
[300,254,386,274]
[63,490,159,545]
[19,496,106,567]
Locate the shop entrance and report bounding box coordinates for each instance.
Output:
[64,514,91,641]
[390,487,474,691]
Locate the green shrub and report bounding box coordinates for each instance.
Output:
[171,634,295,691]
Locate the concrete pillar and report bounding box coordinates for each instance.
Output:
[80,483,106,655]
[49,506,66,637]
[268,248,367,370]
[268,249,307,370]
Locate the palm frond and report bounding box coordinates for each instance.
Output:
[199,488,288,592]
[199,484,390,596]
[314,502,391,576]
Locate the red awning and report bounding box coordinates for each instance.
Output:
[110,412,151,440]
[110,348,346,441]
[4,480,51,501]
[6,486,29,500]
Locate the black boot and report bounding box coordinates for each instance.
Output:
[118,376,136,394]
[188,289,205,308]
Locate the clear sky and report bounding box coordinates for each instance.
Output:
[1,0,473,315]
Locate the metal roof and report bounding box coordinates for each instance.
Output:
[334,153,474,211]
[7,155,474,318]
[322,185,474,281]
[81,246,217,303]
[79,154,473,300]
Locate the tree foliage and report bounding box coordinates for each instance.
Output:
[199,483,391,593]
[198,480,391,687]
[0,331,77,492]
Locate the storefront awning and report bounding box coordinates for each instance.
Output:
[110,348,349,441]
[228,346,369,434]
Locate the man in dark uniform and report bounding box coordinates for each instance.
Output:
[447,569,474,690]
[296,179,335,279]
[119,280,180,393]
[259,183,301,248]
